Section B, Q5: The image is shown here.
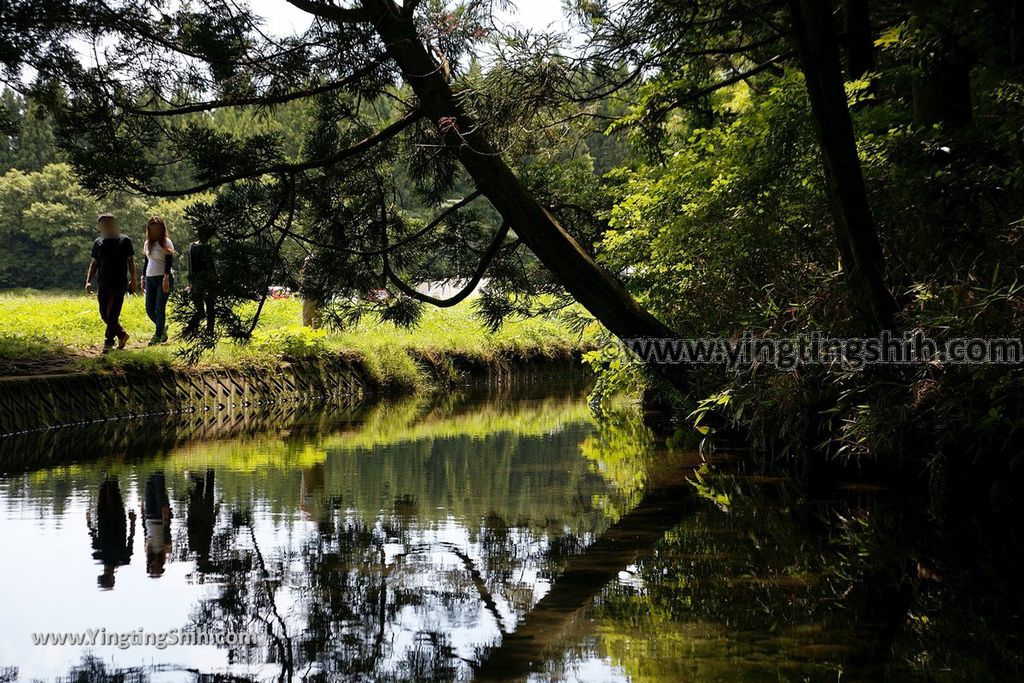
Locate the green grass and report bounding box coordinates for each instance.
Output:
[0,290,593,388]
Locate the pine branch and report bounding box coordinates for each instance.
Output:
[124,110,423,197]
[132,60,386,117]
[646,52,793,122]
[383,221,512,307]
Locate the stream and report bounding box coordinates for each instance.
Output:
[0,381,1018,681]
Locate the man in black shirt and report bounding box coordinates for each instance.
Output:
[85,214,138,351]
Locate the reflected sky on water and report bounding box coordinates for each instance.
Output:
[0,385,1019,682]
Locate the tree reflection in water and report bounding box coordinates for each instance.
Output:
[3,389,1022,682]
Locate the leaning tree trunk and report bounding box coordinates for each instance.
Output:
[360,0,684,380]
[789,0,897,332]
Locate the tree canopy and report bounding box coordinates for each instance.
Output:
[2,0,662,347]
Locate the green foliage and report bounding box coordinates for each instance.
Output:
[601,72,831,335]
[582,335,647,407]
[248,325,330,357]
[579,0,1024,472]
[0,163,200,289]
[687,463,731,511]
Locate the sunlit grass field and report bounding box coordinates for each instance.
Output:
[0,290,592,387]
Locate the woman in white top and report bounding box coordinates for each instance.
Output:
[141,216,175,344]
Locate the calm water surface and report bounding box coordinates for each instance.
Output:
[0,384,1016,682]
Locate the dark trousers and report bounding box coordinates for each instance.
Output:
[145,275,172,337]
[144,471,169,518]
[97,286,126,344]
[188,289,216,335]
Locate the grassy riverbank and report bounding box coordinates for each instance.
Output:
[0,290,592,388]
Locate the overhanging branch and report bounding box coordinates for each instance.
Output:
[647,52,793,121]
[124,110,423,197]
[349,190,482,256]
[286,0,370,23]
[383,221,512,307]
[269,189,482,257]
[132,60,386,117]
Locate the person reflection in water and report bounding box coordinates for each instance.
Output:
[186,469,218,573]
[142,471,172,577]
[86,476,136,589]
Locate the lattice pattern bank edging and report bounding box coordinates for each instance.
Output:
[0,359,365,436]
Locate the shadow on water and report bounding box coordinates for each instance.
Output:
[1,380,1022,682]
[473,474,699,682]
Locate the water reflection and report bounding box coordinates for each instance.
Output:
[0,385,1020,682]
[185,469,218,573]
[86,476,135,589]
[0,386,629,681]
[142,472,172,578]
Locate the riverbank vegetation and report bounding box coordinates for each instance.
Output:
[1,0,1022,490]
[0,291,589,389]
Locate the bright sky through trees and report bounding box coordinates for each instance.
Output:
[247,0,572,36]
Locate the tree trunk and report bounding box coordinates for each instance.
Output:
[842,0,875,80]
[789,0,897,332]
[360,0,684,380]
[912,57,972,129]
[910,0,972,128]
[1013,0,1024,67]
[906,2,977,261]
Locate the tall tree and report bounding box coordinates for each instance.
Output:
[788,0,896,331]
[842,0,875,81]
[0,89,61,173]
[577,0,897,331]
[910,0,974,129]
[0,88,22,172]
[13,99,59,171]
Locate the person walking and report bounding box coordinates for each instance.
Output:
[85,214,138,353]
[300,254,321,329]
[184,237,216,337]
[141,216,175,345]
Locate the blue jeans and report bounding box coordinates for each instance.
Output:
[145,275,173,337]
